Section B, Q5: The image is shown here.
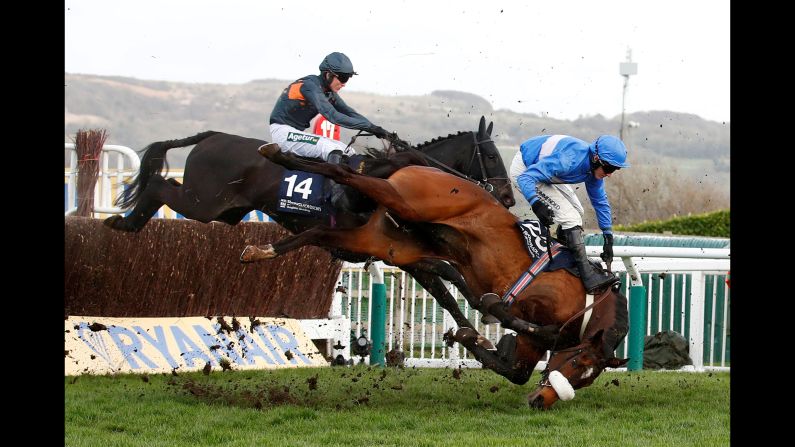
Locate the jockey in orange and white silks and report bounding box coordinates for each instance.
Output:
[268,52,392,162]
[509,134,630,293]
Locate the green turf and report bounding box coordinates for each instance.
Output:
[66,366,729,447]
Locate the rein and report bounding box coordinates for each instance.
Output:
[348,131,508,193]
[537,287,614,388]
[419,134,508,193]
[551,286,613,351]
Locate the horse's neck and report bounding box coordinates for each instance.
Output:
[419,133,473,174]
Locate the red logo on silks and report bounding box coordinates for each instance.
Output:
[313,115,340,141]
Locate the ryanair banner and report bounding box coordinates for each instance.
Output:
[65,316,326,375]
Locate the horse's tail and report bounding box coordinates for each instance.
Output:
[115,131,221,209]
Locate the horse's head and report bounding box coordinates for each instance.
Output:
[526,329,629,410]
[416,116,515,208]
[474,116,515,208]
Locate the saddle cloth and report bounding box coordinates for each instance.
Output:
[276,155,369,219]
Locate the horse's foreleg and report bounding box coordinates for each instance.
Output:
[241,213,429,265]
[402,267,493,349]
[240,228,322,263]
[409,260,550,338]
[450,329,546,385]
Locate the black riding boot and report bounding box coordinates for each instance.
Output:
[326,150,346,209]
[563,226,618,293]
[327,150,344,165]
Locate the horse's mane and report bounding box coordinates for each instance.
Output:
[360,146,390,159]
[415,131,470,151]
[353,131,471,158]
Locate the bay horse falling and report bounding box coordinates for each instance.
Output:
[104,117,525,337]
[252,144,629,409]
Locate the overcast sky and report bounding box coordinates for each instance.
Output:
[65,0,730,123]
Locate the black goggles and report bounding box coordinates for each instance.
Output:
[333,72,352,83]
[600,161,619,174]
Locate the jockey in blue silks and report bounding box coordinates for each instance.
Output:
[508,135,630,293]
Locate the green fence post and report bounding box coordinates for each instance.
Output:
[368,264,386,367]
[622,257,647,371]
[627,284,647,371]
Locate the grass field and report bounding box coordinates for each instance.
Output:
[65,366,729,447]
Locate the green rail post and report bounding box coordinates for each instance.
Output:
[622,257,647,371]
[367,263,386,367]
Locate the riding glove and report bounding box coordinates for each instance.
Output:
[600,233,614,264]
[531,201,555,227]
[370,125,389,139]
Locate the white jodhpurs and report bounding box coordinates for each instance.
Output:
[509,151,585,230]
[269,123,355,161]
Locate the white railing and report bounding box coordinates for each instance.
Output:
[335,247,729,372]
[64,143,140,216]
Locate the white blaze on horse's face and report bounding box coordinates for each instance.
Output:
[580,367,594,380]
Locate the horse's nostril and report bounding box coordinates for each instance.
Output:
[529,395,545,410]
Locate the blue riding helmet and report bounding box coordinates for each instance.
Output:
[592,135,630,168]
[319,52,358,76]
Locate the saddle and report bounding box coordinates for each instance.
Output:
[516,220,608,278]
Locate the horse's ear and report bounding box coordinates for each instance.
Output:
[605,357,629,368]
[486,121,494,136]
[478,116,486,136]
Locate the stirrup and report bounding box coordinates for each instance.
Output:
[585,274,620,294]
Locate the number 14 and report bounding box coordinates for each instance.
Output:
[284,175,313,200]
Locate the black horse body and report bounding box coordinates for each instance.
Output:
[105,116,516,333]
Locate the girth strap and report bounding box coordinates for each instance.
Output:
[501,241,564,306]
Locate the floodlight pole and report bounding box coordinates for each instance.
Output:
[619,48,638,140]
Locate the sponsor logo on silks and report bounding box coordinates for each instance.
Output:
[286,132,319,145]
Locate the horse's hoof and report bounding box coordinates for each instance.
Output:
[442,328,456,347]
[476,335,496,351]
[257,143,281,158]
[103,215,134,232]
[239,245,277,263]
[454,327,479,344]
[103,215,121,227]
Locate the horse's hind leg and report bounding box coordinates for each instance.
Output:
[104,175,215,232]
[104,175,175,232]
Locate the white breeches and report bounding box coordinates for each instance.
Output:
[269,123,354,161]
[510,151,585,230]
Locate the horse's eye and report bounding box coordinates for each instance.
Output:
[487,154,496,160]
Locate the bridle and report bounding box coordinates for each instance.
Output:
[419,133,511,193]
[537,345,587,389]
[536,286,613,389]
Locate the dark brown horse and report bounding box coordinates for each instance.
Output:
[251,146,629,409]
[104,117,522,337]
